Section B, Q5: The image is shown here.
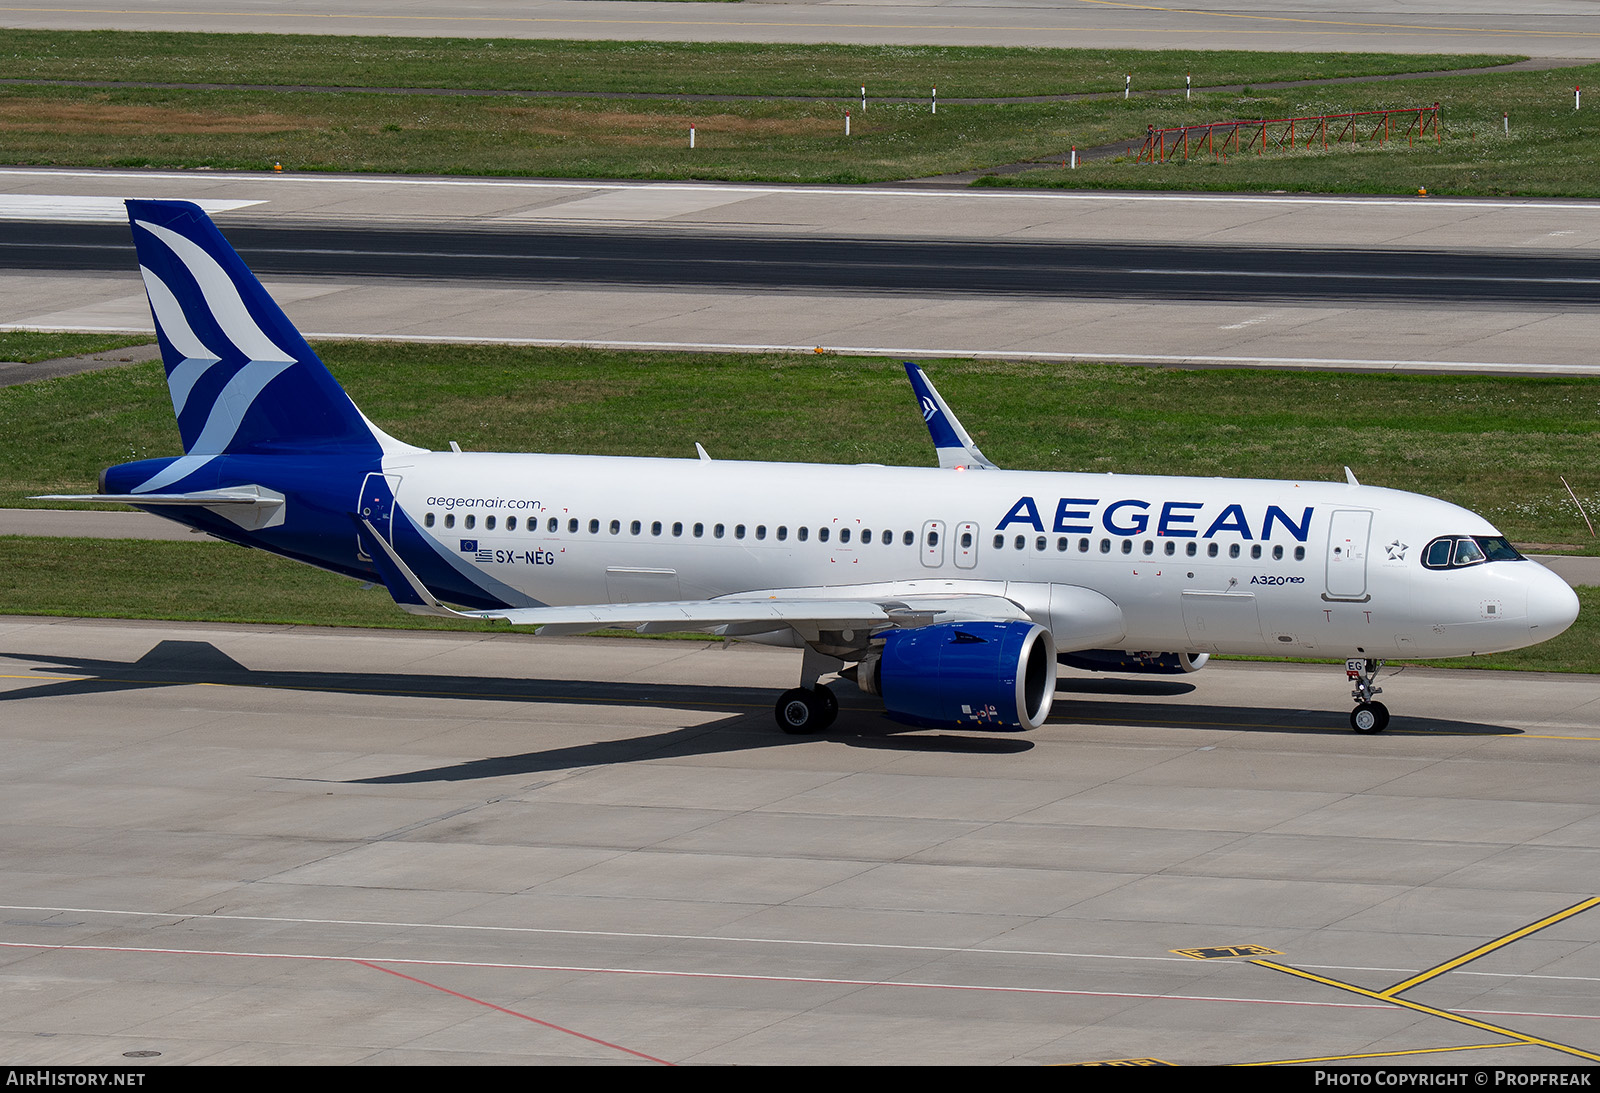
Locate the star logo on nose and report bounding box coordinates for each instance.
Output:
[1385,540,1408,561]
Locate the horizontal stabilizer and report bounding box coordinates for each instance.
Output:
[35,486,286,531]
[35,490,277,507]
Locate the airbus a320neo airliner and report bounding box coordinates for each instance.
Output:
[41,201,1580,735]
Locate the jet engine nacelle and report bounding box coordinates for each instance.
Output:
[858,620,1056,730]
[1057,650,1210,674]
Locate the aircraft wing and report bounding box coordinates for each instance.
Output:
[357,517,1028,637]
[904,361,998,470]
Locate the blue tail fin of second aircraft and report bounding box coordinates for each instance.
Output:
[127,199,415,461]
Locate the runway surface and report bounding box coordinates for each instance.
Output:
[7,0,1600,56]
[14,218,1600,310]
[2,615,1600,1065]
[9,170,1600,373]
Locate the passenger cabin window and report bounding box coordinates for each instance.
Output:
[445,514,454,528]
[569,518,579,533]
[610,520,620,535]
[630,520,641,535]
[819,527,830,543]
[799,527,809,542]
[507,516,517,531]
[652,521,663,536]
[424,512,435,528]
[465,515,476,530]
[903,531,914,546]
[589,519,599,534]
[485,516,496,531]
[993,534,1004,550]
[548,517,558,533]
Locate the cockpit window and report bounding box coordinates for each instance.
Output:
[1477,536,1523,562]
[1422,535,1524,570]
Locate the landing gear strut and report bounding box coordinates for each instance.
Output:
[774,646,844,733]
[1346,658,1389,734]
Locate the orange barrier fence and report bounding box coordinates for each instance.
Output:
[1136,103,1440,164]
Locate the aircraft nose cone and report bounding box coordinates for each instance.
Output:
[1527,564,1580,641]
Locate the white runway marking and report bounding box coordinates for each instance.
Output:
[0,193,261,221]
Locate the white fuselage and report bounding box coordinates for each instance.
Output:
[382,452,1576,661]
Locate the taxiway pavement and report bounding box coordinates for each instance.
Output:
[9,171,1600,373]
[6,0,1600,57]
[2,615,1599,1064]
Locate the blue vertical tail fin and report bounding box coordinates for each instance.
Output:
[127,199,421,472]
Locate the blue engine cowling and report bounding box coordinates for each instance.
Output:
[868,620,1057,730]
[1057,650,1209,674]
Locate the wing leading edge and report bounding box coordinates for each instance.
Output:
[356,517,1028,638]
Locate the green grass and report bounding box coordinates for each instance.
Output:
[0,535,496,631]
[982,63,1600,197]
[0,84,1059,183]
[3,342,1596,670]
[1,536,1594,673]
[0,31,1513,97]
[0,32,1549,187]
[0,332,150,364]
[4,343,1598,548]
[4,64,1591,190]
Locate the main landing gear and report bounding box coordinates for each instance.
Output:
[775,645,844,733]
[1346,657,1389,734]
[775,685,838,734]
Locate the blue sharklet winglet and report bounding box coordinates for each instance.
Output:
[903,362,998,470]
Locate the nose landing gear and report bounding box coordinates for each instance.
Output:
[1346,658,1389,733]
